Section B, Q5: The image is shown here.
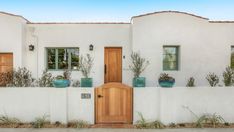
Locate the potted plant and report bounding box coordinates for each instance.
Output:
[79,54,94,87]
[129,52,149,87]
[53,70,71,88]
[158,73,175,88]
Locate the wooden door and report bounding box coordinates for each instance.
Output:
[104,47,122,83]
[95,83,133,124]
[0,53,13,73]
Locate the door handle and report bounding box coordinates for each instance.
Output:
[98,95,103,98]
[104,64,107,74]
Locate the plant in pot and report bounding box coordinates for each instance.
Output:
[53,70,71,88]
[158,73,175,88]
[129,52,149,87]
[79,54,94,87]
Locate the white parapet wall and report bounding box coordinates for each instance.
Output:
[0,87,234,124]
[134,87,234,124]
[0,88,94,124]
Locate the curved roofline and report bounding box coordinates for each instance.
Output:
[0,11,30,22]
[1,10,234,24]
[131,10,209,21]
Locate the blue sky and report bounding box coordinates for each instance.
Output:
[0,0,234,22]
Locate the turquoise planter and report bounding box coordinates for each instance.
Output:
[53,79,70,88]
[81,78,93,87]
[159,80,175,88]
[133,77,146,87]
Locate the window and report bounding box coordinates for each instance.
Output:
[163,46,179,70]
[231,46,234,69]
[47,48,79,70]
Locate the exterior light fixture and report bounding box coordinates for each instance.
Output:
[89,44,94,51]
[29,44,35,51]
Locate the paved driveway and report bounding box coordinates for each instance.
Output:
[0,129,234,132]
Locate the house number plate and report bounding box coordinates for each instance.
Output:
[81,93,91,99]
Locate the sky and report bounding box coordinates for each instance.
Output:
[0,0,234,22]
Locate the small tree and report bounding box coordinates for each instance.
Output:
[206,73,219,87]
[79,54,94,78]
[129,52,149,78]
[186,77,195,87]
[223,67,234,86]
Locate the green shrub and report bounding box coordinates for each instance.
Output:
[129,52,149,78]
[71,80,80,87]
[206,73,219,87]
[158,73,175,82]
[223,67,234,86]
[183,106,225,128]
[7,67,34,87]
[135,112,164,129]
[32,115,49,128]
[38,70,54,87]
[149,120,165,129]
[135,112,148,129]
[68,120,90,128]
[186,77,195,87]
[63,70,71,80]
[196,113,225,128]
[0,115,20,127]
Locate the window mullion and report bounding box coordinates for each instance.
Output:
[68,49,71,70]
[55,49,58,70]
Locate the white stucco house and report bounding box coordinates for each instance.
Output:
[1,10,234,87]
[1,10,234,125]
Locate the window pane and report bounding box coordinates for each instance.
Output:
[58,49,69,69]
[163,46,178,70]
[47,49,56,69]
[69,48,79,70]
[163,54,177,62]
[163,47,177,55]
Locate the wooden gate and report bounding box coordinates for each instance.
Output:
[95,83,133,124]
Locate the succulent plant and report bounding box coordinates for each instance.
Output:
[158,73,175,82]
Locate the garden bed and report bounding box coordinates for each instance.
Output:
[1,123,234,129]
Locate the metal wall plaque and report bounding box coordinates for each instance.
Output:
[81,93,91,99]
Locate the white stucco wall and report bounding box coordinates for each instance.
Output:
[0,87,234,125]
[0,88,94,124]
[132,13,234,87]
[0,13,27,68]
[25,23,132,86]
[134,87,234,124]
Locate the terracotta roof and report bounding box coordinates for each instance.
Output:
[0,11,30,22]
[27,22,130,24]
[131,11,209,20]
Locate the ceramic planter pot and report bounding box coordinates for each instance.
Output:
[81,78,93,87]
[159,80,175,88]
[53,79,70,88]
[133,77,146,87]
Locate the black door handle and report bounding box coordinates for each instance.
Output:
[104,64,107,74]
[98,95,103,98]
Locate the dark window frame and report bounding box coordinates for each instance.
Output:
[163,46,179,71]
[46,47,79,71]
